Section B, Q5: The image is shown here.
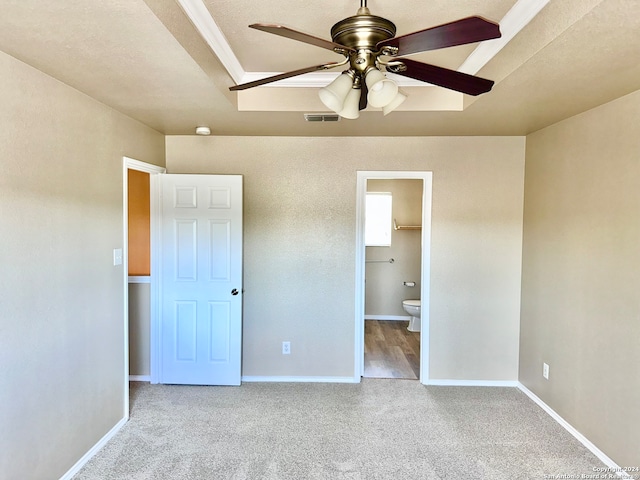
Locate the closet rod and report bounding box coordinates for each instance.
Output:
[365,258,395,264]
[393,219,421,231]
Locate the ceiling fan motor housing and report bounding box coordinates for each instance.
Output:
[331,11,396,73]
[330,14,396,49]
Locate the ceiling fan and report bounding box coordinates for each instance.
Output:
[229,0,501,119]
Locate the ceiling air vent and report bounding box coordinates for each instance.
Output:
[304,113,341,122]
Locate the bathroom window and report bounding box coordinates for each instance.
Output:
[365,192,392,246]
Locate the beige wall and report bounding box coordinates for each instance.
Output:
[0,51,164,478]
[521,89,640,466]
[166,135,525,381]
[366,179,423,317]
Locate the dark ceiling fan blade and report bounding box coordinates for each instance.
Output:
[359,80,368,110]
[377,16,500,56]
[229,62,344,91]
[250,24,354,54]
[389,58,494,96]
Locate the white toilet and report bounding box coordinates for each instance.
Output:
[402,299,421,332]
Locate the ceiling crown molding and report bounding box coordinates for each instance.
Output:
[459,0,552,75]
[176,0,244,82]
[178,0,549,89]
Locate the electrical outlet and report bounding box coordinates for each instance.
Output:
[543,362,549,380]
[282,341,291,355]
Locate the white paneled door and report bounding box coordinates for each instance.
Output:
[160,174,242,385]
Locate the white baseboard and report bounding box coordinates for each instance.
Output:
[59,416,127,480]
[129,375,151,382]
[241,376,359,384]
[365,315,410,321]
[425,379,519,387]
[517,383,631,479]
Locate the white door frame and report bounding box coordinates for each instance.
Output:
[355,171,433,384]
[122,157,165,414]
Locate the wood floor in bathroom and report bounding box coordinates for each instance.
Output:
[364,320,420,380]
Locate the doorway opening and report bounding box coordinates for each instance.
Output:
[122,157,165,416]
[355,171,432,384]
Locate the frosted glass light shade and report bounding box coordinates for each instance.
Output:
[338,88,361,119]
[365,69,398,108]
[319,74,354,113]
[382,91,407,115]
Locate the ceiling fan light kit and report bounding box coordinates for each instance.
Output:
[364,68,398,108]
[229,0,502,120]
[338,86,363,119]
[382,90,407,116]
[319,71,355,112]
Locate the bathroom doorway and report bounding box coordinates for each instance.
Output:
[355,171,433,384]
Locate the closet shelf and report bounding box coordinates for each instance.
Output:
[393,219,421,231]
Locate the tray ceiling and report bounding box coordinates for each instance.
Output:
[0,0,638,136]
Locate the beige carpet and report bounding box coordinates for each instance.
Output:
[74,380,605,479]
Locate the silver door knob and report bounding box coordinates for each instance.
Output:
[231,289,239,296]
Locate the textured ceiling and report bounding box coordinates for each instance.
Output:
[0,0,638,136]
